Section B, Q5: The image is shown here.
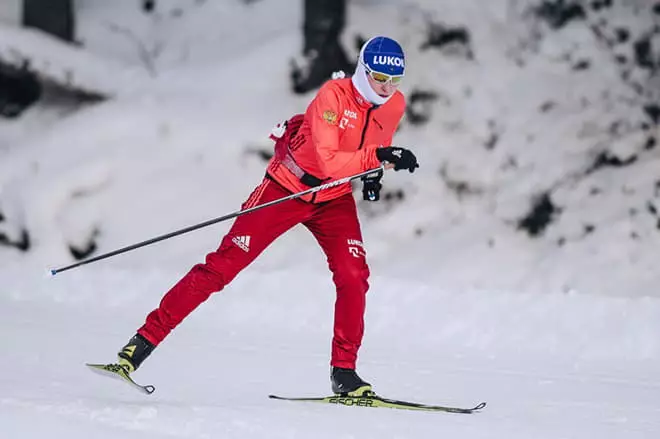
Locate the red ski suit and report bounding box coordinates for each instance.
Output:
[138,78,405,369]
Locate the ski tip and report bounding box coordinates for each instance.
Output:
[143,385,156,394]
[86,362,156,395]
[474,402,487,411]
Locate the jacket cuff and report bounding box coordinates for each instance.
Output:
[365,144,382,169]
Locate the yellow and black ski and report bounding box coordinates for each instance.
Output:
[86,363,155,395]
[268,394,486,413]
[85,363,483,412]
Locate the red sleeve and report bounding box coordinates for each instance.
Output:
[308,87,382,179]
[359,92,406,154]
[379,93,406,148]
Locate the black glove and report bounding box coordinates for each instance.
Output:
[361,169,383,201]
[376,147,419,173]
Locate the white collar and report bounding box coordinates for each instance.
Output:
[351,61,391,106]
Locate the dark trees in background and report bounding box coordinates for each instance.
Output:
[0,63,41,119]
[291,0,353,94]
[302,0,346,56]
[23,0,75,42]
[142,0,156,13]
[0,0,75,118]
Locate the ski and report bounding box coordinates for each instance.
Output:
[86,363,155,395]
[268,394,486,413]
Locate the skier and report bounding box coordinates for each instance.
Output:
[116,36,419,396]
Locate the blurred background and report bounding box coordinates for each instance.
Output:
[0,0,658,296]
[1,2,659,438]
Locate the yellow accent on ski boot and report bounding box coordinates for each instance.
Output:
[345,385,374,397]
[117,333,155,373]
[122,344,136,357]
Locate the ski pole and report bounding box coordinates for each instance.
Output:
[49,166,385,276]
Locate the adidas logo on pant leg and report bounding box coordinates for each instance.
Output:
[232,235,251,252]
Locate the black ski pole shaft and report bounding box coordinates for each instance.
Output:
[49,166,384,276]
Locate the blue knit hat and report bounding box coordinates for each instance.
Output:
[360,36,405,76]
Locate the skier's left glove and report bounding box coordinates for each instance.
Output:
[376,146,419,173]
[362,169,383,201]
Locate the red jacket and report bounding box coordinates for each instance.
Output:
[267,78,406,203]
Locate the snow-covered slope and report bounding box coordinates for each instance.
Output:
[344,0,660,296]
[2,268,660,439]
[1,0,658,296]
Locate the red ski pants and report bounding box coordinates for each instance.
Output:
[138,178,370,369]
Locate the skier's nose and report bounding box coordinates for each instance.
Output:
[382,82,396,95]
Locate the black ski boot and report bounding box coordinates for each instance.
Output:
[117,333,155,373]
[331,367,373,396]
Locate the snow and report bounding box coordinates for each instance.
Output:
[1,0,659,438]
[0,23,148,97]
[0,0,21,26]
[3,270,660,438]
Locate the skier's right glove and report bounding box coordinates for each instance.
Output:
[362,169,384,201]
[376,146,419,173]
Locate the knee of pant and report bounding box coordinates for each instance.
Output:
[202,241,244,286]
[332,262,370,292]
[190,263,226,292]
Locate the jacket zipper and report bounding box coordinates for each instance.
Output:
[358,106,375,150]
[313,106,375,203]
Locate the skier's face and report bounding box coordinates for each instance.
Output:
[367,74,400,98]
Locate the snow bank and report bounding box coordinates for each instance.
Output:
[0,23,148,97]
[1,0,659,298]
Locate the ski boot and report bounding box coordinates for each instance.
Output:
[331,367,373,396]
[117,333,155,373]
